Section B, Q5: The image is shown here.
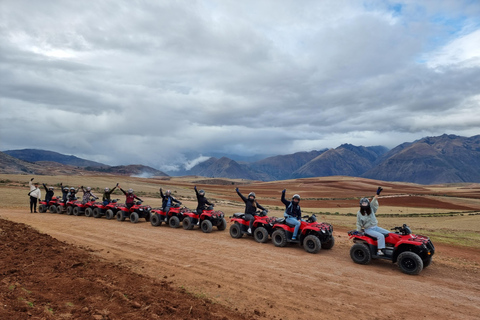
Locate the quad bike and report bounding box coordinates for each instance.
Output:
[348,224,435,275]
[92,199,120,219]
[150,204,191,228]
[271,214,334,254]
[115,200,152,223]
[229,210,277,243]
[38,197,60,213]
[72,198,98,216]
[182,205,227,233]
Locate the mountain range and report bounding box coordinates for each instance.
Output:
[2,134,480,184]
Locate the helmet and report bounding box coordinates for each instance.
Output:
[105,187,110,192]
[63,187,69,191]
[359,197,370,208]
[70,187,75,191]
[166,190,171,196]
[86,187,92,191]
[199,190,205,196]
[128,188,133,194]
[248,192,256,198]
[292,194,301,201]
[49,187,54,190]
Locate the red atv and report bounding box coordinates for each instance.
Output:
[271,214,334,254]
[38,197,60,213]
[115,200,152,223]
[182,206,227,233]
[92,199,120,219]
[65,199,79,215]
[348,224,435,275]
[150,204,191,228]
[72,198,97,216]
[229,210,277,243]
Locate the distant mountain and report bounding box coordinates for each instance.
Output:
[188,157,263,180]
[362,134,480,184]
[87,164,168,177]
[4,149,107,168]
[0,151,40,174]
[292,145,387,178]
[248,150,326,180]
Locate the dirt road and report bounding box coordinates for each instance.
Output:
[1,209,479,320]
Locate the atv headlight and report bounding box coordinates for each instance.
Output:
[139,209,143,211]
[321,229,326,233]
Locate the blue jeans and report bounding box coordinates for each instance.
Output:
[285,215,301,238]
[103,200,110,206]
[365,226,390,249]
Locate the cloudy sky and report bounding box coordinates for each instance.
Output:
[1,0,480,171]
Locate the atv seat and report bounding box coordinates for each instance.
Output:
[233,213,245,219]
[275,218,297,228]
[275,218,285,224]
[365,232,390,240]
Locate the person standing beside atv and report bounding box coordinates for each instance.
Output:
[79,186,97,204]
[103,183,119,205]
[42,183,54,203]
[281,189,302,241]
[160,188,181,215]
[236,188,266,234]
[356,187,388,256]
[119,186,142,209]
[28,178,41,213]
[194,186,214,225]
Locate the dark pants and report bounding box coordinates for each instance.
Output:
[126,203,134,209]
[245,213,254,229]
[45,196,52,204]
[103,200,110,206]
[30,196,38,212]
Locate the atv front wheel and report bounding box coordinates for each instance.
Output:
[116,211,126,221]
[49,205,57,213]
[38,205,46,213]
[56,206,63,214]
[303,235,321,254]
[105,209,114,220]
[169,216,180,228]
[350,243,371,265]
[66,206,73,215]
[398,252,423,275]
[85,208,93,217]
[92,208,102,218]
[151,213,163,226]
[272,229,287,247]
[130,212,139,223]
[201,219,213,233]
[253,227,269,243]
[73,207,81,216]
[229,223,242,238]
[321,237,335,250]
[217,218,227,231]
[182,217,194,230]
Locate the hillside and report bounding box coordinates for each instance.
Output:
[4,149,107,168]
[0,152,40,174]
[188,157,263,180]
[87,164,169,177]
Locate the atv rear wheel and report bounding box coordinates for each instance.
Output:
[253,227,269,243]
[49,205,57,213]
[73,207,81,216]
[38,205,46,213]
[130,212,139,223]
[350,243,371,265]
[105,209,114,220]
[92,208,102,218]
[151,213,163,226]
[85,208,93,217]
[116,211,126,221]
[229,223,243,238]
[303,235,321,254]
[169,216,180,228]
[423,256,432,268]
[182,217,194,230]
[56,206,63,214]
[272,229,287,247]
[398,251,423,275]
[321,237,335,250]
[201,219,213,233]
[217,218,227,231]
[66,206,73,215]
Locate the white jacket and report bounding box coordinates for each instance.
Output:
[29,180,41,199]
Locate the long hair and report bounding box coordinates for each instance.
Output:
[360,207,372,216]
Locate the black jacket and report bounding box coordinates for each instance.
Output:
[59,183,68,201]
[103,186,117,202]
[43,184,54,201]
[281,192,301,220]
[195,188,213,211]
[236,190,265,215]
[160,189,181,208]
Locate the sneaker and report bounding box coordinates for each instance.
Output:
[196,221,200,225]
[292,237,296,240]
[377,251,384,256]
[247,228,252,234]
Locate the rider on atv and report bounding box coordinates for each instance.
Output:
[102,183,118,205]
[59,183,69,204]
[356,187,388,255]
[42,183,54,204]
[160,188,181,217]
[236,188,266,234]
[194,186,214,225]
[281,189,302,241]
[119,186,142,209]
[80,186,98,204]
[68,187,79,201]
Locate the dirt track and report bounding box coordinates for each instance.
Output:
[1,209,479,320]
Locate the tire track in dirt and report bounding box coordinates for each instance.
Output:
[1,209,479,320]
